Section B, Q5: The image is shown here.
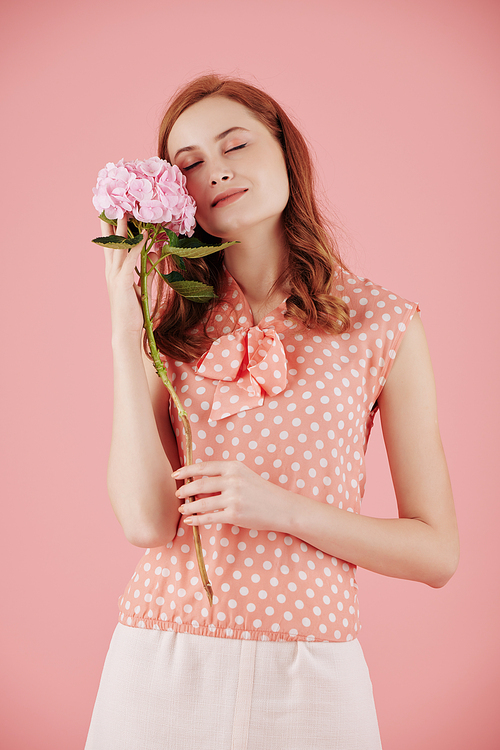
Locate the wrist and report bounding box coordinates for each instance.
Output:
[272,487,306,537]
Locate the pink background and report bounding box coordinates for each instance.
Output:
[1,0,499,747]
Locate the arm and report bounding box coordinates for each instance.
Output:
[175,314,459,587]
[103,217,181,547]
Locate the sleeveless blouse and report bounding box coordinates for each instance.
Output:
[118,269,418,642]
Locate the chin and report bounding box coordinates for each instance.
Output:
[208,215,277,241]
[199,219,247,240]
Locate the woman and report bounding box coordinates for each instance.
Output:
[85,75,459,749]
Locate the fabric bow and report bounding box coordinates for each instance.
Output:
[196,324,288,421]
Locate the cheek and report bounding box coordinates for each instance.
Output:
[191,197,215,235]
[280,172,290,205]
[268,150,289,199]
[184,174,200,200]
[270,163,290,210]
[184,177,209,219]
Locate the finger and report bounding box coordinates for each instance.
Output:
[105,244,132,273]
[119,230,147,273]
[178,492,223,514]
[102,246,115,269]
[103,229,146,276]
[102,240,127,268]
[131,231,148,267]
[176,475,224,501]
[116,215,128,237]
[172,462,226,481]
[183,511,226,527]
[100,218,114,237]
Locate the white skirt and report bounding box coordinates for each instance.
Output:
[85,623,382,750]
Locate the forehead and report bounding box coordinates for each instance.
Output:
[168,96,265,158]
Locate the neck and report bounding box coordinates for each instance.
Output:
[222,220,289,321]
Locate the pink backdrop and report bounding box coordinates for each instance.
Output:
[2,0,499,747]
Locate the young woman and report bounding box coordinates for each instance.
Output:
[85,75,459,749]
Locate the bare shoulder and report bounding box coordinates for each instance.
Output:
[378,312,437,415]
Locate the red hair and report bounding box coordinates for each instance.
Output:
[153,74,351,362]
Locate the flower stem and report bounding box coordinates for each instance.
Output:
[139,239,213,606]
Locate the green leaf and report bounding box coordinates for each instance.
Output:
[161,271,184,283]
[163,240,238,259]
[175,237,204,249]
[172,254,187,271]
[163,278,217,303]
[164,228,180,248]
[91,234,143,250]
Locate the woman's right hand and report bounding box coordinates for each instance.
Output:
[101,215,153,336]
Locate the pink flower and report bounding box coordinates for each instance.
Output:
[138,157,165,178]
[92,180,135,220]
[93,157,197,234]
[128,176,154,202]
[101,159,132,183]
[133,200,169,223]
[168,193,197,236]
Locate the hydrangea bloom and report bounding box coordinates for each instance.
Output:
[92,157,196,236]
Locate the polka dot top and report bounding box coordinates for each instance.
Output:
[118,269,418,642]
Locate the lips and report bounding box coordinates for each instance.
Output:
[211,188,248,207]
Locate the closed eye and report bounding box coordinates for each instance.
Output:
[226,143,247,153]
[183,161,202,172]
[183,143,246,171]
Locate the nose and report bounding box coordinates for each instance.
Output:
[210,161,233,185]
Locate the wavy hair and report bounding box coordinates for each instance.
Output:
[152,74,351,362]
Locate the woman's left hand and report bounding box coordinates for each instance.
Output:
[173,461,293,532]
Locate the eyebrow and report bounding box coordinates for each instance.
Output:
[173,127,250,160]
